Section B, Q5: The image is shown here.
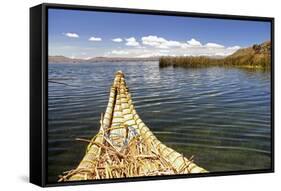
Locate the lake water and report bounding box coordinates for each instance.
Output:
[48,61,271,183]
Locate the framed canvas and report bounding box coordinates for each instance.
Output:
[30,3,274,187]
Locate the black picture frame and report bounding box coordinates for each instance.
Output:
[30,3,275,187]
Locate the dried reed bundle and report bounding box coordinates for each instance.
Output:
[58,71,207,182]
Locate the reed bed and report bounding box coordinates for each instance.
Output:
[159,55,270,69]
[159,42,271,69]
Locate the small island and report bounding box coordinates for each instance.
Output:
[159,41,271,69]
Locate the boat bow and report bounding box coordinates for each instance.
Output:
[59,71,207,181]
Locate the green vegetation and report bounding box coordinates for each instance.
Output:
[159,41,271,69]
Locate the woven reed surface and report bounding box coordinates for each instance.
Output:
[58,71,207,182]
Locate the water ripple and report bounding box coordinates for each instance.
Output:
[47,62,271,182]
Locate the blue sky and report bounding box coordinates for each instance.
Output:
[48,8,271,58]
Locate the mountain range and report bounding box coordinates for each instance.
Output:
[49,41,271,65]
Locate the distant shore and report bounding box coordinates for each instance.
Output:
[49,41,271,69]
[48,55,159,64]
[159,41,271,69]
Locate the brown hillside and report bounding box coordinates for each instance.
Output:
[159,41,271,68]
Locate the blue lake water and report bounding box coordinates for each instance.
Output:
[48,61,271,182]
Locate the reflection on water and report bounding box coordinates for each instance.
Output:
[48,61,271,183]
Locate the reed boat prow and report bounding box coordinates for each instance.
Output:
[59,71,207,181]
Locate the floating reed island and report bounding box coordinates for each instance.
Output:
[58,71,207,181]
[159,41,271,69]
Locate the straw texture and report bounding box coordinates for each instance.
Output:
[58,71,207,181]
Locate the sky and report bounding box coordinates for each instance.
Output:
[48,8,271,59]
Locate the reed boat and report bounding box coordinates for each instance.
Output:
[59,71,207,181]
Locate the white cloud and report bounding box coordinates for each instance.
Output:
[165,40,182,47]
[227,45,241,50]
[187,38,202,46]
[180,43,191,49]
[89,37,102,41]
[142,35,166,46]
[112,38,123,42]
[103,35,241,58]
[64,32,79,38]
[55,34,241,58]
[106,48,149,57]
[136,52,168,58]
[104,43,240,58]
[214,52,230,56]
[205,42,224,48]
[141,35,183,49]
[125,37,140,47]
[111,50,129,55]
[159,49,170,53]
